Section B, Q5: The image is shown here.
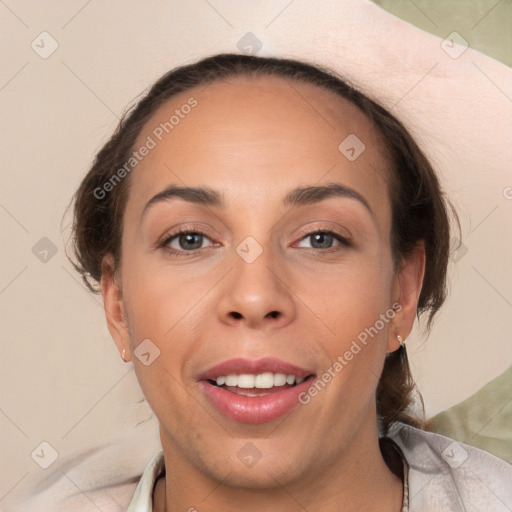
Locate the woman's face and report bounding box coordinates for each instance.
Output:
[103,76,422,489]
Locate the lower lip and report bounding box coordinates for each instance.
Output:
[198,377,316,424]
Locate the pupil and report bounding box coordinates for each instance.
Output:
[179,233,203,250]
[311,233,333,249]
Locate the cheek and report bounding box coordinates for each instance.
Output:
[120,249,217,336]
[293,248,395,333]
[291,246,395,403]
[119,253,225,397]
[121,256,215,428]
[299,262,395,424]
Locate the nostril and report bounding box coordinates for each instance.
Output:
[228,310,280,321]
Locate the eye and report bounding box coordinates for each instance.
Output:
[163,230,215,253]
[296,231,349,250]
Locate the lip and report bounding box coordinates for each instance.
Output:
[197,357,316,424]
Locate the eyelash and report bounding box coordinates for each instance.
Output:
[159,227,217,257]
[159,227,351,256]
[295,228,351,252]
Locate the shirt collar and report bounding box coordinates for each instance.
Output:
[126,451,165,512]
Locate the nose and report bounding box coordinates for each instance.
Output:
[217,246,296,329]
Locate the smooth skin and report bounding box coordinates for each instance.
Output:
[101,76,425,512]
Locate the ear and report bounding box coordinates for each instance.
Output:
[387,242,426,352]
[101,253,132,362]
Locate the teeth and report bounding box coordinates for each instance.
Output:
[238,374,255,388]
[254,372,274,388]
[225,375,238,386]
[215,373,306,388]
[273,373,287,386]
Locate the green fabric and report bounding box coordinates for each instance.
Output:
[371,0,512,66]
[427,365,512,463]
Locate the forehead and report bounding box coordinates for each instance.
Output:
[127,75,390,218]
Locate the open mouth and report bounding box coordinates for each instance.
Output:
[206,373,316,397]
[197,358,317,423]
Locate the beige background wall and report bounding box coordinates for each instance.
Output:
[1,0,511,504]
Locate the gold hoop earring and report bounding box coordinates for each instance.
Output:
[121,349,127,362]
[397,334,406,347]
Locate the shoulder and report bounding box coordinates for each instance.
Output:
[2,422,162,512]
[388,423,512,512]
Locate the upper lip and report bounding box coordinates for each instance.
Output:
[197,357,316,381]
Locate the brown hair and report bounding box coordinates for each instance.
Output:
[68,53,456,433]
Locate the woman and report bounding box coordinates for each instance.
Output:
[69,54,511,511]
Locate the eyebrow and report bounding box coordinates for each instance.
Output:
[283,182,373,214]
[141,185,223,218]
[141,182,372,219]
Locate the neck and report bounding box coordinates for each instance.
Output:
[155,418,403,512]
